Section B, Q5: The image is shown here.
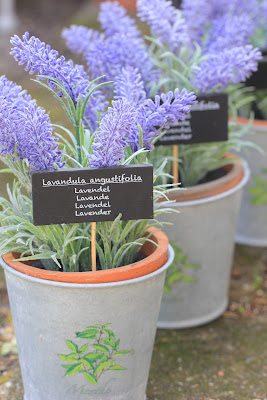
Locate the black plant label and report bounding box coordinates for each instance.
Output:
[32,165,153,226]
[245,52,267,89]
[156,93,228,146]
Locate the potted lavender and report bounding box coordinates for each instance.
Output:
[0,33,196,399]
[61,0,261,328]
[181,0,267,247]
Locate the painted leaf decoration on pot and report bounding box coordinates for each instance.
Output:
[109,365,126,370]
[94,361,111,375]
[61,364,71,369]
[79,344,88,354]
[65,363,83,376]
[76,329,99,339]
[83,353,104,362]
[103,339,116,349]
[59,324,130,385]
[86,325,101,331]
[104,329,115,340]
[66,340,78,353]
[81,358,94,370]
[58,353,78,362]
[93,344,109,352]
[85,372,98,385]
[114,350,130,356]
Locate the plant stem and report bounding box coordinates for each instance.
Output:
[75,122,82,164]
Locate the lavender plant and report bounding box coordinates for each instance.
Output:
[181,0,267,50]
[181,0,267,123]
[137,0,262,186]
[62,0,262,187]
[0,33,196,272]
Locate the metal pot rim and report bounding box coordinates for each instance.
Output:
[167,156,250,207]
[0,245,174,289]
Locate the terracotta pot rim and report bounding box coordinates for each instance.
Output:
[2,227,169,284]
[166,153,245,203]
[237,117,267,128]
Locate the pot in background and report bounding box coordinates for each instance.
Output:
[235,118,267,247]
[158,156,249,329]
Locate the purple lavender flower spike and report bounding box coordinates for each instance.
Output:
[0,76,34,156]
[62,26,111,82]
[193,45,262,93]
[88,100,137,167]
[113,67,196,151]
[62,21,156,92]
[62,25,103,55]
[17,102,64,171]
[181,0,212,43]
[99,1,140,38]
[98,1,157,88]
[142,89,196,149]
[11,33,88,102]
[0,98,17,156]
[0,76,63,171]
[114,66,146,106]
[206,14,255,53]
[181,0,259,45]
[10,32,107,130]
[0,75,33,107]
[137,0,189,52]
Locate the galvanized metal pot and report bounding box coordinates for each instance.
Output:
[235,118,267,247]
[158,157,249,329]
[1,229,174,400]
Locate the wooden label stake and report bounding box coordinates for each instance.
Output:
[173,144,179,186]
[91,222,97,272]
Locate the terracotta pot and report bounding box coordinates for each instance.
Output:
[1,228,174,400]
[95,0,136,11]
[235,118,267,247]
[158,154,249,329]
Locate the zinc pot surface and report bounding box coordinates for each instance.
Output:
[236,118,267,247]
[1,230,173,400]
[158,159,249,329]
